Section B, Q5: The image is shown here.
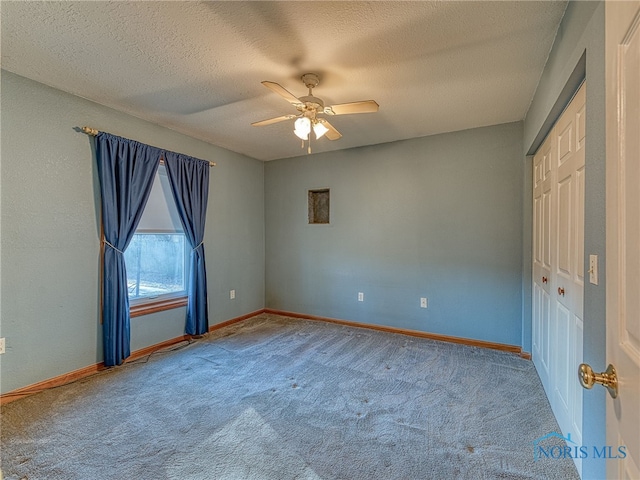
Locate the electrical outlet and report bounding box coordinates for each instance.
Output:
[420,297,428,308]
[358,292,364,302]
[0,338,5,354]
[230,289,236,300]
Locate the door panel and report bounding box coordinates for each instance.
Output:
[606,3,640,477]
[555,301,572,411]
[557,176,573,277]
[543,190,552,270]
[533,133,554,395]
[533,283,542,358]
[576,167,585,284]
[553,84,586,472]
[534,196,543,265]
[542,289,551,374]
[558,123,573,166]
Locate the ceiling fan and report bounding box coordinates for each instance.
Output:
[252,73,379,152]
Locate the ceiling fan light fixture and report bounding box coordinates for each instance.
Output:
[253,73,377,150]
[313,121,329,139]
[294,117,311,140]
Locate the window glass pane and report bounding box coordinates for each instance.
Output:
[125,233,187,299]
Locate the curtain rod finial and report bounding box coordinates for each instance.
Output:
[82,126,99,136]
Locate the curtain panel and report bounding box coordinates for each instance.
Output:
[163,152,210,335]
[96,133,161,366]
[95,132,212,365]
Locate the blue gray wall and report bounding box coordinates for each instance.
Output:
[523,2,606,479]
[1,8,609,475]
[0,71,265,394]
[265,122,524,347]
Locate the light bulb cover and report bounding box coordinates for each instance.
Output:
[294,129,309,140]
[294,117,311,140]
[313,121,329,139]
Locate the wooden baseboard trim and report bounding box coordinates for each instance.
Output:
[0,309,267,406]
[208,309,266,332]
[2,307,527,405]
[125,335,192,363]
[265,308,528,357]
[0,363,108,406]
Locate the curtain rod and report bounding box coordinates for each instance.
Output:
[81,126,216,167]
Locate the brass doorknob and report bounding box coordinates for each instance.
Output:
[542,276,548,284]
[558,287,565,296]
[578,363,618,399]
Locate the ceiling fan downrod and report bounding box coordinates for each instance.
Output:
[301,73,320,93]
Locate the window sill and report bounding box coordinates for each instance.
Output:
[130,296,188,318]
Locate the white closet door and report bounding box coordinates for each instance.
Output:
[532,82,585,476]
[533,134,554,395]
[553,82,585,458]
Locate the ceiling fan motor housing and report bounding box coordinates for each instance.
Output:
[298,95,325,116]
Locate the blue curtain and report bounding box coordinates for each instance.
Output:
[163,152,210,335]
[96,133,161,366]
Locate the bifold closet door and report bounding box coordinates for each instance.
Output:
[532,133,554,395]
[532,82,585,474]
[552,82,585,449]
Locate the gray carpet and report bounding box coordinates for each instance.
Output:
[1,313,579,479]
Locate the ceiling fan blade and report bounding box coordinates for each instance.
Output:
[262,81,303,105]
[251,114,297,127]
[325,100,379,115]
[318,118,342,140]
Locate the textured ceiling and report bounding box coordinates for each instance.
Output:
[1,1,567,161]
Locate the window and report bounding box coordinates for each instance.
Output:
[124,233,187,299]
[124,165,188,316]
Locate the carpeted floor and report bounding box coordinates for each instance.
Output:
[1,313,579,479]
